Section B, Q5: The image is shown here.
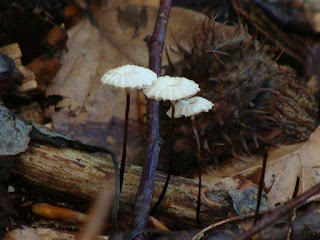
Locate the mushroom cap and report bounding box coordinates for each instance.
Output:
[166,96,214,118]
[101,65,157,89]
[143,76,200,101]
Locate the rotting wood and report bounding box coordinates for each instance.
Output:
[0,43,37,93]
[12,140,232,229]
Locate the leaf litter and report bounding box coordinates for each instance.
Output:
[42,0,320,233]
[203,126,320,210]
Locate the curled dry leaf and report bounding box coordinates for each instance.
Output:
[205,126,320,208]
[264,126,320,206]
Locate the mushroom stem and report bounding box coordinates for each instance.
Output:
[171,100,176,119]
[254,150,268,224]
[120,88,131,190]
[151,169,171,215]
[191,115,202,224]
[151,101,175,214]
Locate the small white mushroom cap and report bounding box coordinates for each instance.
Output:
[101,65,157,89]
[166,96,214,118]
[143,76,200,101]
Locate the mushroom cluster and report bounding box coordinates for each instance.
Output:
[101,64,213,222]
[144,75,200,132]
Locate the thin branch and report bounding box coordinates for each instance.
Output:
[132,0,172,235]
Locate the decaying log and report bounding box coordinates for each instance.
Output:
[12,140,232,229]
[2,105,319,237]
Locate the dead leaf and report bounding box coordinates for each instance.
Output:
[45,4,210,163]
[205,127,320,208]
[265,126,320,206]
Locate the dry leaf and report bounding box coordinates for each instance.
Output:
[205,127,320,208]
[45,4,208,163]
[265,126,320,206]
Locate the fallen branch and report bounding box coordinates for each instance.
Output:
[13,140,230,229]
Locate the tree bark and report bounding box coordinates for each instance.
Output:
[12,140,232,229]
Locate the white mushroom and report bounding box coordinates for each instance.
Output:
[143,76,200,101]
[166,96,214,118]
[166,96,214,223]
[101,64,157,190]
[143,75,200,132]
[101,65,157,89]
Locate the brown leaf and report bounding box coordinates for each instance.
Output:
[45,4,208,163]
[206,127,320,208]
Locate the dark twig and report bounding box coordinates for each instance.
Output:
[132,0,172,236]
[191,116,202,225]
[254,150,268,223]
[233,182,320,240]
